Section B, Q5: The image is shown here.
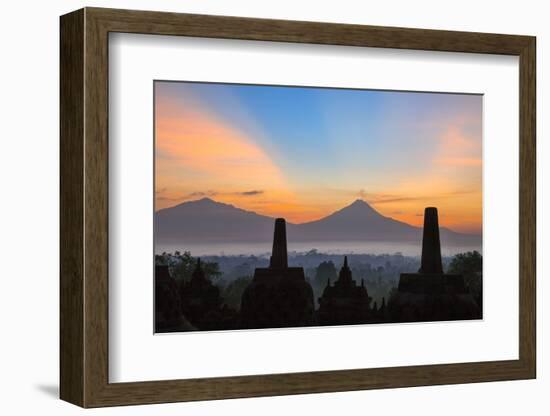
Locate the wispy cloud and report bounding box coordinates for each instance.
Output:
[238,190,264,196]
[357,190,424,205]
[357,189,476,205]
[370,196,425,204]
[156,189,264,206]
[187,190,219,198]
[157,196,180,202]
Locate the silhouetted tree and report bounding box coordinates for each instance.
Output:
[448,250,482,309]
[155,251,222,283]
[447,251,482,275]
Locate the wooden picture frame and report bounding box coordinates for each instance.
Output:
[60,7,536,408]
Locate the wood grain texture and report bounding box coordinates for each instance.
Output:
[83,10,110,406]
[518,38,536,375]
[59,8,84,407]
[89,7,532,54]
[59,7,537,408]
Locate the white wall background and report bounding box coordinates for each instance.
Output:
[0,0,545,414]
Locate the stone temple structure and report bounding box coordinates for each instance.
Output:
[154,264,195,332]
[317,256,372,325]
[179,258,225,330]
[240,218,315,329]
[389,207,480,322]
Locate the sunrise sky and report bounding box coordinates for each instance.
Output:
[155,81,482,234]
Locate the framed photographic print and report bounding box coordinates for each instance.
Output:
[60,7,536,408]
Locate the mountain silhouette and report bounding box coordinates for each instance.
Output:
[155,197,275,243]
[290,199,417,241]
[155,197,480,247]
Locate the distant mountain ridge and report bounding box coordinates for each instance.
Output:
[155,197,481,247]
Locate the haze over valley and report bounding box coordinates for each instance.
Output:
[155,197,481,256]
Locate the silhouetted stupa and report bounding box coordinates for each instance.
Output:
[240,218,315,329]
[389,207,480,322]
[179,258,225,330]
[317,256,372,325]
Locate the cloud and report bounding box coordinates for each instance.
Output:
[358,189,476,205]
[157,189,264,206]
[155,190,218,205]
[185,189,263,198]
[187,190,218,198]
[157,196,178,202]
[357,190,424,205]
[371,196,425,204]
[238,190,264,196]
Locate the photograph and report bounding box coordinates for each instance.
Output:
[154,81,483,333]
[49,4,537,410]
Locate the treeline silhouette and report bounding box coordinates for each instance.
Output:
[155,250,481,332]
